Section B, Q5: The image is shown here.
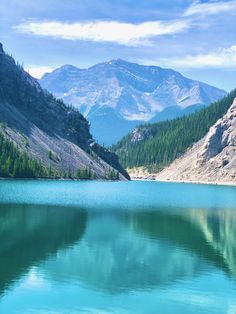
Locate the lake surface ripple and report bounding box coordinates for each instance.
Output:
[0,180,236,314]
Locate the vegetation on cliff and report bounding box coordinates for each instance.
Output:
[112,89,236,172]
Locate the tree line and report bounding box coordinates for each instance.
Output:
[0,132,50,178]
[0,132,120,180]
[112,89,236,172]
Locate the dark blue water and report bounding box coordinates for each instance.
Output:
[0,180,236,313]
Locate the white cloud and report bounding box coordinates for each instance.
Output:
[14,19,191,46]
[26,66,56,78]
[147,45,236,69]
[184,0,236,17]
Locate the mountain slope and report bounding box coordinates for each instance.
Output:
[156,97,236,184]
[112,90,236,175]
[0,43,129,180]
[40,59,226,145]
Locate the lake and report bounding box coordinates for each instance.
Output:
[0,180,236,314]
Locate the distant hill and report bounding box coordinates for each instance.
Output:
[0,43,129,180]
[112,90,236,174]
[40,59,226,145]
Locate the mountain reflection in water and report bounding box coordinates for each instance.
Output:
[0,204,235,295]
[0,180,236,313]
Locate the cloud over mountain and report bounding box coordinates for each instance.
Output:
[14,19,191,46]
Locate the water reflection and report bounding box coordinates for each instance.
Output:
[0,202,236,299]
[130,210,227,272]
[29,208,236,294]
[188,208,236,278]
[41,213,208,293]
[0,203,87,295]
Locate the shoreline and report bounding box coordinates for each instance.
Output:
[131,176,236,187]
[1,176,236,187]
[0,177,122,182]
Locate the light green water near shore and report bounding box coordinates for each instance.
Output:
[0,180,236,313]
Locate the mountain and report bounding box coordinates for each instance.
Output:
[149,103,205,123]
[156,97,236,184]
[112,90,236,178]
[40,59,226,146]
[0,43,129,180]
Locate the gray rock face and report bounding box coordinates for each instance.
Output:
[40,60,226,145]
[40,60,226,121]
[0,44,129,180]
[200,98,236,161]
[131,127,153,143]
[156,98,236,184]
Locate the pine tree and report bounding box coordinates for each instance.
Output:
[0,132,52,178]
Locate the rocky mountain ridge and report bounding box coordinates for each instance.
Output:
[40,59,226,145]
[0,44,129,180]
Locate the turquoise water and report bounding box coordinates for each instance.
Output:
[0,180,236,314]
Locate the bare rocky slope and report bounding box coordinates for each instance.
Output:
[0,43,129,180]
[155,98,236,184]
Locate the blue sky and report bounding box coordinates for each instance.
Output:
[0,0,235,91]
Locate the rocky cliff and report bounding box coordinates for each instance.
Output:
[0,44,129,180]
[156,98,236,184]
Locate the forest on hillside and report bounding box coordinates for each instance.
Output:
[0,132,120,180]
[0,132,51,178]
[112,89,236,172]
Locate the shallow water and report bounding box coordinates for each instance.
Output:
[0,180,236,314]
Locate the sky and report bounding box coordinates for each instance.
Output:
[0,0,235,91]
